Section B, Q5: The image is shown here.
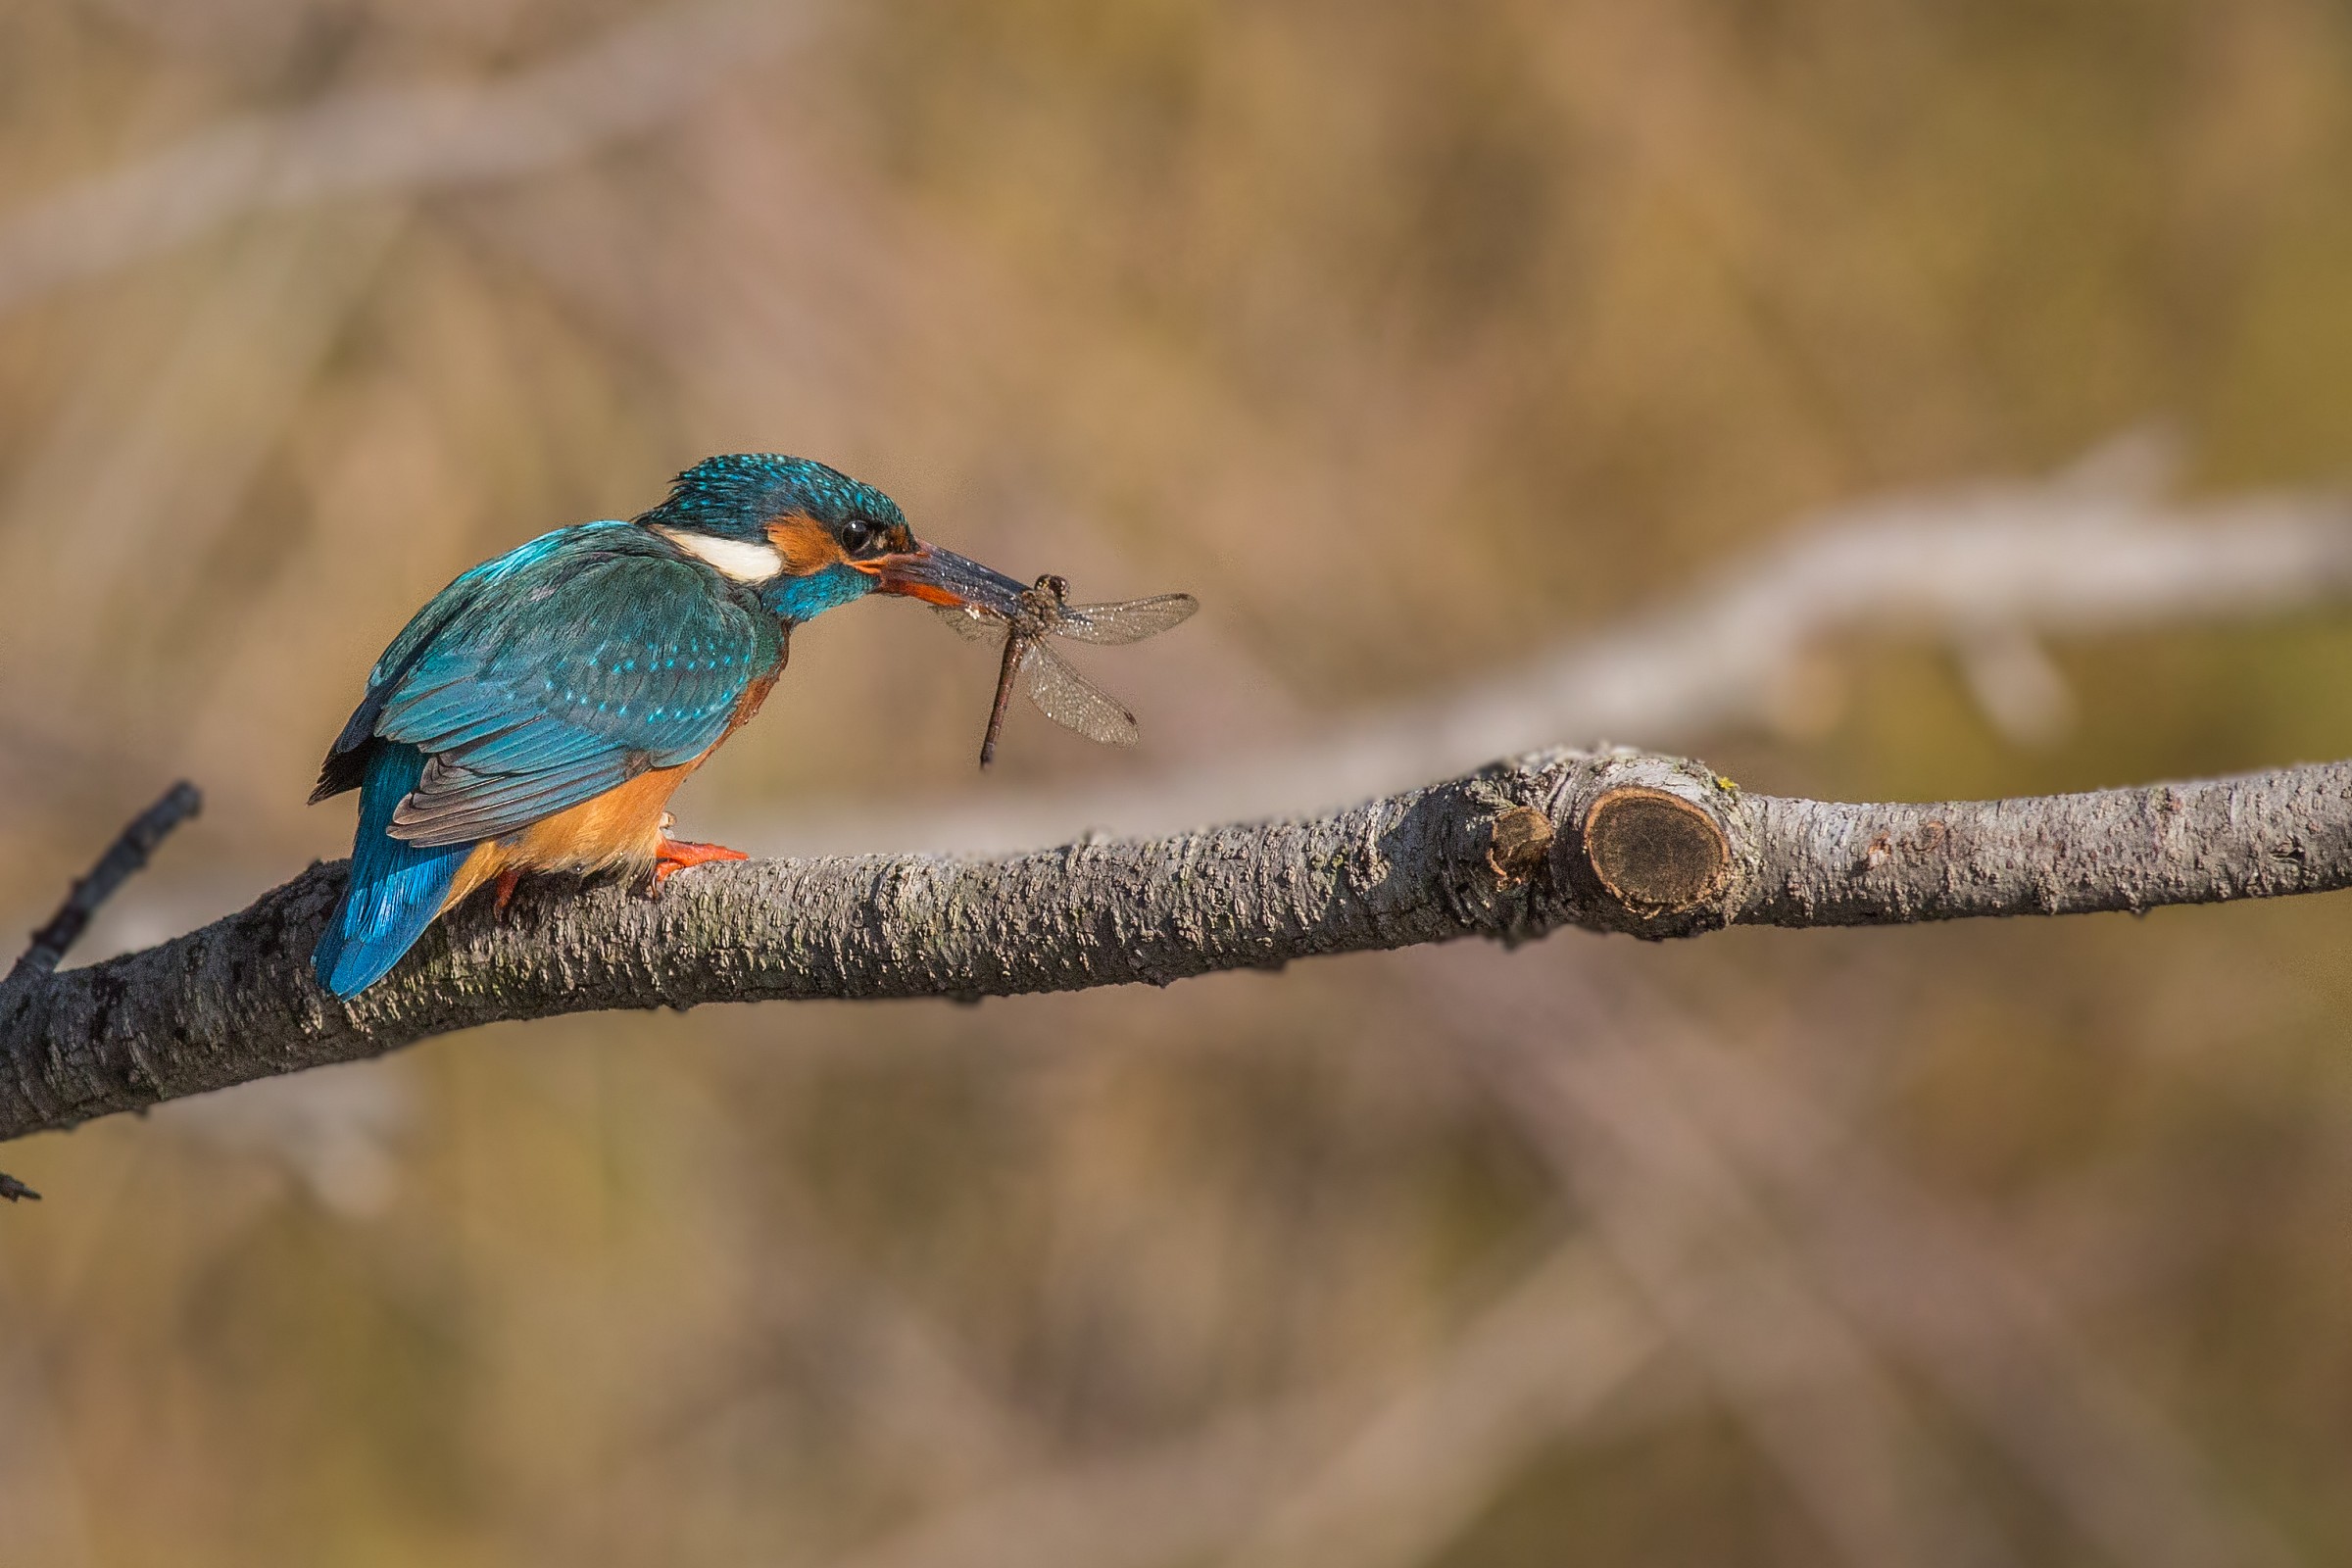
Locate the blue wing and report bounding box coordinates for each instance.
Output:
[317,520,782,839]
[353,526,780,848]
[314,521,634,802]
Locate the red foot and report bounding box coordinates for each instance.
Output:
[653,836,749,889]
[493,867,524,914]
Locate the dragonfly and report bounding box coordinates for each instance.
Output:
[935,574,1199,767]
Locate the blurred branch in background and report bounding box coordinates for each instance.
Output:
[151,1061,412,1218]
[0,0,816,318]
[1425,946,2299,1568]
[1442,965,2022,1568]
[0,0,823,726]
[770,434,2352,855]
[797,936,2305,1568]
[820,1246,1665,1568]
[1641,993,2299,1568]
[0,205,408,689]
[1205,1248,1664,1568]
[806,941,2304,1568]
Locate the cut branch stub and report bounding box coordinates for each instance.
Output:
[1485,805,1555,883]
[1581,785,1732,917]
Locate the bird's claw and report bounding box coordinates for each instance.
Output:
[651,836,748,893]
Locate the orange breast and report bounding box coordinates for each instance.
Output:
[443,763,695,909]
[439,662,785,913]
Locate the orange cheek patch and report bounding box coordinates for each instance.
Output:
[765,513,847,575]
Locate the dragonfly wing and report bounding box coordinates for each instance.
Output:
[933,604,1003,643]
[1049,593,1199,646]
[1018,643,1140,746]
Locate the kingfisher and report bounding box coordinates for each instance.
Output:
[309,453,1028,998]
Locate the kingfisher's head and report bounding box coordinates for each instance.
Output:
[635,453,1025,624]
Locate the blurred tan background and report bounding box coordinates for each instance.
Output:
[7,1,2352,1563]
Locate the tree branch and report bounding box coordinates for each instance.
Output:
[7,749,2352,1145]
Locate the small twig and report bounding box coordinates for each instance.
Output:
[8,781,202,988]
[2,781,200,1200]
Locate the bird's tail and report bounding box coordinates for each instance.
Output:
[313,743,472,998]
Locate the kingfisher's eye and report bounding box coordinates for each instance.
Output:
[840,520,874,554]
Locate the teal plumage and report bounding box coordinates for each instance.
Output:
[317,523,782,833]
[310,743,472,997]
[312,523,786,994]
[311,455,1029,999]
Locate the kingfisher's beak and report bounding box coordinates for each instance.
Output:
[862,541,1029,613]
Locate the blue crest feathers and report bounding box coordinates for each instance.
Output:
[635,454,906,540]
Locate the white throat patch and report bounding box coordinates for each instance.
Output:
[654,525,784,583]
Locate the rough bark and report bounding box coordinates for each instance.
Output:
[7,747,2352,1145]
